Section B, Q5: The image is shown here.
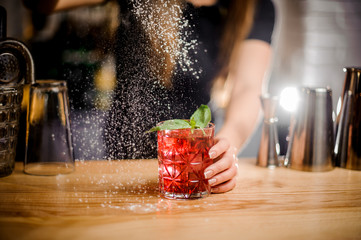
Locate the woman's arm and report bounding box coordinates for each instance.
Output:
[185,0,217,7]
[204,39,272,193]
[24,0,217,13]
[23,0,105,14]
[217,39,272,151]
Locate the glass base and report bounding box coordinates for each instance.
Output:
[161,190,210,200]
[0,162,15,178]
[24,162,75,176]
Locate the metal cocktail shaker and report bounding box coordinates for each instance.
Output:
[334,67,361,170]
[284,87,334,172]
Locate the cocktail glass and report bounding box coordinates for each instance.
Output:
[157,122,215,199]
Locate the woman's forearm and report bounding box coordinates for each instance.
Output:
[23,0,105,14]
[216,39,272,152]
[25,0,215,13]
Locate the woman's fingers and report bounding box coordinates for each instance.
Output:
[208,138,230,160]
[208,158,238,186]
[211,177,237,194]
[204,137,238,193]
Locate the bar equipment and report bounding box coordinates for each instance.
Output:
[0,6,35,177]
[334,67,361,170]
[284,87,334,171]
[24,80,74,176]
[257,94,280,168]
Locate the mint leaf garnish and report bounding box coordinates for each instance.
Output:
[190,104,211,128]
[147,119,191,132]
[147,104,212,132]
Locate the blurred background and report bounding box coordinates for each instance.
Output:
[243,0,361,157]
[0,0,360,159]
[0,0,118,160]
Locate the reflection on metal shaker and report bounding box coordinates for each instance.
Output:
[334,67,361,170]
[284,87,334,172]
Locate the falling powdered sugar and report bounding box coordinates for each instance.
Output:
[102,0,204,159]
[130,0,201,84]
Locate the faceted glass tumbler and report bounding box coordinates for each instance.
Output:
[0,86,22,178]
[157,123,214,199]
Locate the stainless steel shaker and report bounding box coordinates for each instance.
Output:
[334,67,361,170]
[284,87,334,171]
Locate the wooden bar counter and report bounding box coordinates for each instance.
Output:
[0,158,361,240]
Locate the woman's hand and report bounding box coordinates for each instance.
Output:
[204,138,238,193]
[186,0,218,7]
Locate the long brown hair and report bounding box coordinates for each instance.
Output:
[213,0,257,107]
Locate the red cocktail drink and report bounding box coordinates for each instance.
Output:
[157,123,215,199]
